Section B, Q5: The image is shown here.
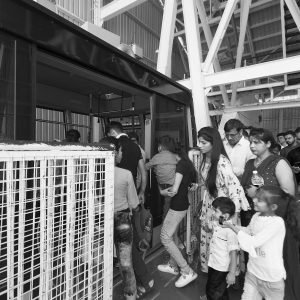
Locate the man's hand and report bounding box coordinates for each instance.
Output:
[226,272,236,288]
[246,185,258,198]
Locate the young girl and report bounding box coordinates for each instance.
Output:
[224,185,300,300]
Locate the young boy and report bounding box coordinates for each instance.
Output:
[145,135,177,189]
[145,136,177,217]
[206,197,239,300]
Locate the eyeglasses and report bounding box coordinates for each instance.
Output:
[225,132,240,139]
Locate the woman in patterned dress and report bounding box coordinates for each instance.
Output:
[197,127,250,273]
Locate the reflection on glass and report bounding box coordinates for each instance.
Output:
[0,34,15,140]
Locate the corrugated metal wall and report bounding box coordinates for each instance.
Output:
[40,0,187,78]
[56,0,93,23]
[262,108,300,135]
[103,0,162,69]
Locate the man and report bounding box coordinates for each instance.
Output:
[106,122,154,296]
[286,145,300,192]
[295,127,300,144]
[223,119,255,179]
[107,122,146,202]
[280,130,298,157]
[128,132,146,192]
[277,132,288,149]
[65,129,81,142]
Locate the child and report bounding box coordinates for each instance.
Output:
[145,135,177,189]
[205,197,239,300]
[145,136,177,217]
[224,186,288,300]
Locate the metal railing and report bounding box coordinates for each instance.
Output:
[0,143,114,300]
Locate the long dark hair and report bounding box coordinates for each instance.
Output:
[259,185,300,241]
[176,148,197,182]
[198,127,228,197]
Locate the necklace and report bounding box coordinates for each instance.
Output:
[254,154,271,168]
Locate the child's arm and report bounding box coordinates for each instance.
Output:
[226,250,237,288]
[228,218,284,257]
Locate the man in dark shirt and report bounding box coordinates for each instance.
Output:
[107,122,146,202]
[286,146,300,185]
[106,122,154,295]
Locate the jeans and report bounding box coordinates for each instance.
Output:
[131,219,152,288]
[242,272,284,300]
[114,211,136,297]
[206,267,229,300]
[160,209,190,274]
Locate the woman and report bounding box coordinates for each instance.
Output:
[198,127,250,273]
[241,128,299,300]
[157,149,198,288]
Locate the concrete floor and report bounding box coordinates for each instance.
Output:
[113,249,242,300]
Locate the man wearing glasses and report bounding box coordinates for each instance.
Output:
[223,119,255,180]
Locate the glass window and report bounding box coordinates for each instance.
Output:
[154,95,187,153]
[0,34,15,139]
[36,108,65,142]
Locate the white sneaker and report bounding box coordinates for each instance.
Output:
[175,270,198,288]
[157,264,179,275]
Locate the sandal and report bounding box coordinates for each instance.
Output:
[136,279,154,299]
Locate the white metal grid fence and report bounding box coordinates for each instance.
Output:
[0,144,114,300]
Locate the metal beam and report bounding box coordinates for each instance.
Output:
[284,0,300,31]
[100,0,147,22]
[196,0,229,106]
[280,0,288,85]
[182,0,211,130]
[175,0,277,37]
[204,55,300,87]
[231,0,252,105]
[203,0,239,73]
[157,0,177,77]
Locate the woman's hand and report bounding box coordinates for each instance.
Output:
[160,188,169,197]
[188,183,199,192]
[246,185,258,198]
[166,188,176,197]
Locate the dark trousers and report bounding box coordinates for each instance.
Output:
[240,209,255,266]
[132,220,152,288]
[114,211,136,296]
[206,267,229,300]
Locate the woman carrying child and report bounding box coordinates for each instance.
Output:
[224,186,300,300]
[157,148,198,288]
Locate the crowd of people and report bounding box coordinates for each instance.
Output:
[83,119,300,300]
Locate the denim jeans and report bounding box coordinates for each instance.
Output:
[114,211,136,297]
[242,272,284,300]
[160,209,190,274]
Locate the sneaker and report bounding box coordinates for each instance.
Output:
[175,270,198,288]
[157,263,179,275]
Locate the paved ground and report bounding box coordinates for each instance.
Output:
[113,249,242,300]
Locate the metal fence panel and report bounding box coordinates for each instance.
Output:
[0,144,114,300]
